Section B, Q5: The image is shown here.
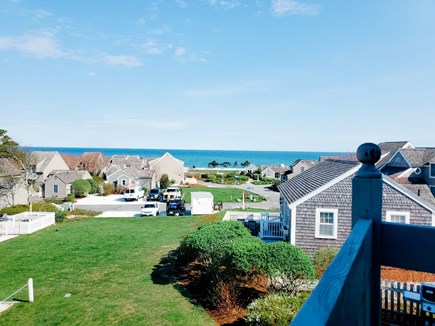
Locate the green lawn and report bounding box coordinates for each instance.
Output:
[0,217,215,326]
[181,186,264,203]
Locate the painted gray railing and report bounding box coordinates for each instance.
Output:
[292,143,435,326]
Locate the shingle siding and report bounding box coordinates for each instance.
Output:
[293,176,434,258]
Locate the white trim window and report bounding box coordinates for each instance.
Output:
[386,211,410,224]
[315,208,338,239]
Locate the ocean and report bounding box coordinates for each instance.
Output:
[27,147,345,168]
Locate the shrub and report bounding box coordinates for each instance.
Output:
[179,221,252,264]
[87,179,99,194]
[160,174,170,189]
[265,242,315,294]
[246,292,309,326]
[237,175,249,181]
[0,204,29,215]
[313,247,338,279]
[65,194,76,203]
[32,202,58,212]
[72,179,91,197]
[102,183,115,196]
[55,211,67,223]
[92,175,105,184]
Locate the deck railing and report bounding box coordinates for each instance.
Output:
[291,143,435,326]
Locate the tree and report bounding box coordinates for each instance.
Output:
[0,129,35,208]
[234,161,238,167]
[160,174,170,189]
[221,161,231,168]
[241,160,251,168]
[208,160,219,168]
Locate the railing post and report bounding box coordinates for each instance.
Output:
[28,278,34,302]
[352,143,383,325]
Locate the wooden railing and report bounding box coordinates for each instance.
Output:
[291,143,435,325]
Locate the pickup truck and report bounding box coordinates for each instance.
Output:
[163,186,182,201]
[166,199,186,216]
[124,186,145,201]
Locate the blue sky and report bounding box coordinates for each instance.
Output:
[1,0,434,152]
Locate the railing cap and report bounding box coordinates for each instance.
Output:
[355,143,382,178]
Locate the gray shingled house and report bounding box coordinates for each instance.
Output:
[44,170,92,198]
[278,159,435,258]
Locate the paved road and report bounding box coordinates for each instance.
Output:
[74,181,280,216]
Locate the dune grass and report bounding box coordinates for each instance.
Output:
[0,217,215,326]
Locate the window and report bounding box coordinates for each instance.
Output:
[275,172,280,178]
[301,167,305,173]
[54,185,58,193]
[315,208,338,239]
[431,164,435,178]
[122,179,126,186]
[386,211,410,224]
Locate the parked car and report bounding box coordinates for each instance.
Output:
[141,202,160,216]
[147,188,163,202]
[166,199,186,216]
[163,186,182,201]
[124,186,145,201]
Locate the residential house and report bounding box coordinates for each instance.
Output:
[282,159,317,182]
[376,141,414,169]
[62,152,108,176]
[243,164,259,175]
[261,164,290,181]
[147,152,186,185]
[379,147,435,196]
[28,151,70,195]
[108,155,145,169]
[44,170,92,198]
[278,159,435,258]
[0,158,37,209]
[105,166,156,190]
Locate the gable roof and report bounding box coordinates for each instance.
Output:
[400,148,435,167]
[148,152,184,168]
[0,158,22,176]
[30,151,58,172]
[278,159,360,206]
[401,184,435,207]
[377,141,413,168]
[47,170,91,184]
[290,159,317,168]
[262,165,289,174]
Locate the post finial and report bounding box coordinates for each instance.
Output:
[355,143,382,178]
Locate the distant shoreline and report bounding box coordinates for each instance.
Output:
[27,146,347,168]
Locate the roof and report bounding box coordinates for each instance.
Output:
[0,158,22,176]
[290,159,317,168]
[263,165,289,174]
[377,141,413,168]
[401,184,435,207]
[109,155,145,168]
[278,159,360,205]
[47,170,91,184]
[400,148,435,167]
[148,152,184,168]
[107,166,155,179]
[30,151,58,172]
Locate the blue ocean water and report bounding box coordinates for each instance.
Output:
[27,147,345,168]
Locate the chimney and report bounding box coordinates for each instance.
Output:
[418,189,421,196]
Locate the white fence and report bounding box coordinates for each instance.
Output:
[0,212,55,235]
[223,211,286,240]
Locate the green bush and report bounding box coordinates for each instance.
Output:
[72,179,91,197]
[0,204,29,215]
[92,175,105,184]
[160,174,170,189]
[246,292,309,326]
[179,221,252,264]
[102,183,115,196]
[313,247,338,279]
[32,202,58,212]
[55,211,67,223]
[65,194,76,203]
[237,175,249,181]
[87,179,99,194]
[265,242,315,294]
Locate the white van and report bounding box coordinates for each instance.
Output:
[124,186,145,201]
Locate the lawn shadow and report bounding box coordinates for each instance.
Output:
[151,249,180,285]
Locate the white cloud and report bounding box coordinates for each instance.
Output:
[0,32,63,58]
[271,0,319,16]
[175,46,186,57]
[208,0,240,9]
[142,39,168,54]
[102,55,143,68]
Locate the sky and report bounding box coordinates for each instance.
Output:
[1,0,435,152]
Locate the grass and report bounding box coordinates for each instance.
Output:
[0,217,215,326]
[181,185,265,203]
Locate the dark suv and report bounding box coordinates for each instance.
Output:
[147,188,163,202]
[166,199,186,216]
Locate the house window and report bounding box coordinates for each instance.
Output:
[430,164,435,178]
[275,172,280,178]
[122,179,126,186]
[315,208,338,239]
[54,185,58,193]
[386,211,410,224]
[301,167,305,173]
